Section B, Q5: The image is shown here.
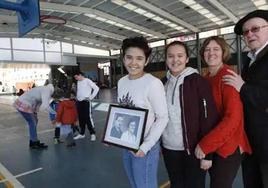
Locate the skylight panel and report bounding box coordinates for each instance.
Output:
[181,0,225,25]
[111,0,188,32]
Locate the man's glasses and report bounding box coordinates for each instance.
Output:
[242,25,268,36]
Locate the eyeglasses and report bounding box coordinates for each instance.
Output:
[242,25,268,36]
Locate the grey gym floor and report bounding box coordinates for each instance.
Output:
[0,89,244,188]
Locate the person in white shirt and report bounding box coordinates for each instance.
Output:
[121,120,137,144]
[117,36,168,188]
[73,71,99,141]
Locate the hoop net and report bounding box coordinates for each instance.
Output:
[40,15,66,25]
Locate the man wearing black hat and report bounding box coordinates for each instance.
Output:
[223,10,268,188]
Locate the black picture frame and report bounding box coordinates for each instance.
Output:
[102,104,148,151]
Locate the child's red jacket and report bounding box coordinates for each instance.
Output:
[56,99,77,125]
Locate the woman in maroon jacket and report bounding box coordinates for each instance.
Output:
[195,36,252,188]
[161,41,219,188]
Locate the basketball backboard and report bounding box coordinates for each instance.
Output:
[18,0,40,37]
[0,0,40,37]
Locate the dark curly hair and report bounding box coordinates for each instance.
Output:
[121,36,152,61]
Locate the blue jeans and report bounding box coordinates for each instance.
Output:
[61,124,74,145]
[18,110,38,141]
[123,142,160,188]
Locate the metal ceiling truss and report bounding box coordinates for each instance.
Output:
[207,0,238,23]
[66,21,125,41]
[40,2,167,39]
[0,0,264,53]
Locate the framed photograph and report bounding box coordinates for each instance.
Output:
[102,104,148,151]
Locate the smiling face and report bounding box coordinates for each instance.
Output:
[203,40,224,69]
[123,47,147,80]
[242,17,268,51]
[115,116,124,129]
[166,44,189,77]
[128,121,136,134]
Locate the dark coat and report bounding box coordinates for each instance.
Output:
[240,44,268,162]
[162,73,219,158]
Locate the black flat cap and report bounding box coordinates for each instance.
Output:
[234,10,268,35]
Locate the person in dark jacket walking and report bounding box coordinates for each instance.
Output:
[223,10,268,188]
[161,41,219,188]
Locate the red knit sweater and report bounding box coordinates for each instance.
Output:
[199,64,252,158]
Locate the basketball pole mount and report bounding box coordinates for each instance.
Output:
[0,0,40,37]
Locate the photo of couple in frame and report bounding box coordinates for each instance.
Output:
[102,104,148,151]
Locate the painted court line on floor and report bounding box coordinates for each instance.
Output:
[92,102,117,112]
[38,128,54,134]
[94,103,110,112]
[0,166,43,186]
[12,168,43,179]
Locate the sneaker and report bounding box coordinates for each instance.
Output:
[54,138,59,144]
[74,134,85,140]
[54,138,63,144]
[29,140,48,149]
[90,134,96,141]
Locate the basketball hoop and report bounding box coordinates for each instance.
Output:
[40,15,66,25]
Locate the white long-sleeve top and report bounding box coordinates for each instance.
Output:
[118,73,169,154]
[76,78,99,101]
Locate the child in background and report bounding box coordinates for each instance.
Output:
[70,91,80,136]
[56,91,78,147]
[49,89,63,144]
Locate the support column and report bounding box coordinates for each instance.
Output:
[236,35,242,74]
[112,59,116,87]
[165,39,168,71]
[120,50,124,77]
[196,33,201,73]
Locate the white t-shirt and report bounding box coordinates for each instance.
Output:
[76,78,99,101]
[117,73,168,154]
